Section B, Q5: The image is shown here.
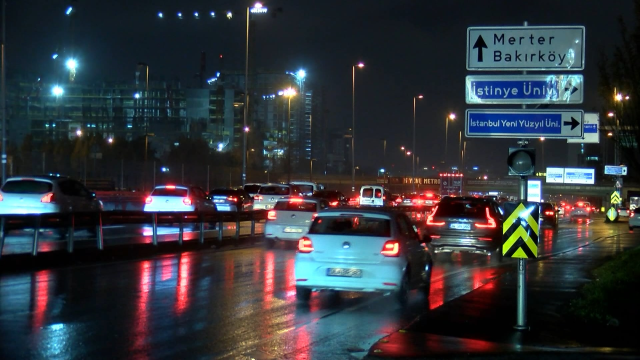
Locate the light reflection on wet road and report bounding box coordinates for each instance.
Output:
[0,215,631,359]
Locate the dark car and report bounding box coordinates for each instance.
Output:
[426,196,504,257]
[208,188,254,212]
[312,190,348,207]
[539,202,558,228]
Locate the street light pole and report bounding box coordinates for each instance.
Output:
[242,6,250,187]
[412,95,423,192]
[444,113,455,167]
[351,62,364,192]
[1,0,5,183]
[281,87,296,183]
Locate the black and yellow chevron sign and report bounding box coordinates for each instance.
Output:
[502,202,539,258]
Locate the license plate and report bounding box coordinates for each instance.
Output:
[327,268,362,277]
[283,227,303,233]
[450,223,471,230]
[217,206,230,211]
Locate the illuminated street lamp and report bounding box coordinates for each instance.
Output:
[66,58,77,82]
[412,94,423,192]
[351,62,365,191]
[444,113,456,165]
[281,87,297,183]
[52,85,64,96]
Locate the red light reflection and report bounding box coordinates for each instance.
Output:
[161,258,173,281]
[253,254,261,283]
[175,254,191,315]
[263,252,275,308]
[294,325,312,360]
[429,267,445,309]
[285,258,296,298]
[132,261,152,357]
[224,254,235,291]
[32,270,51,330]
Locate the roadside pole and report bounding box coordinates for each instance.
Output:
[516,139,528,330]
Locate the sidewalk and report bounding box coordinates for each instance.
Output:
[366,233,640,359]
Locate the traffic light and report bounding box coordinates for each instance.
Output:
[507,148,535,176]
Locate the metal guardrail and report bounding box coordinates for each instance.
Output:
[0,210,268,259]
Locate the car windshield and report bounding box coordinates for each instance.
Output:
[314,191,340,199]
[296,185,314,194]
[309,215,391,237]
[259,186,290,195]
[274,200,316,211]
[540,203,554,211]
[436,200,487,219]
[1,180,53,194]
[151,187,188,197]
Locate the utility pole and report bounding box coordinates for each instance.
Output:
[1,0,6,183]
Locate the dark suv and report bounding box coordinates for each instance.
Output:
[426,196,504,257]
[539,202,558,228]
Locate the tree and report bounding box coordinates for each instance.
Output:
[598,0,640,180]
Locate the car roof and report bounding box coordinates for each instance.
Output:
[5,175,69,182]
[315,208,400,217]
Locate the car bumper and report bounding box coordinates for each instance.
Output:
[294,255,405,292]
[264,223,308,241]
[254,203,275,210]
[214,204,238,212]
[430,236,499,254]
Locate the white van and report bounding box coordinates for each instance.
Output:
[359,185,390,207]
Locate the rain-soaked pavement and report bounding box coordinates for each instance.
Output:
[0,215,629,359]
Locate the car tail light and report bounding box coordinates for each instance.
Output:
[544,211,555,216]
[183,197,192,206]
[395,197,402,203]
[631,212,635,218]
[412,199,424,205]
[40,193,54,203]
[381,240,400,257]
[268,210,277,220]
[475,207,497,228]
[227,196,238,202]
[427,206,444,226]
[329,201,338,206]
[255,195,263,201]
[0,193,3,201]
[312,213,318,220]
[145,196,153,204]
[298,237,314,253]
[585,207,591,212]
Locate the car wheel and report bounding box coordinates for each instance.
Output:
[396,273,410,306]
[264,237,276,249]
[296,286,311,302]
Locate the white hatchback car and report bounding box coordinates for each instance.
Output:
[294,209,433,305]
[0,175,102,214]
[253,184,301,210]
[264,197,330,248]
[143,185,216,212]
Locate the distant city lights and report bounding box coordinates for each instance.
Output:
[177,12,183,19]
[194,12,199,18]
[65,6,73,15]
[250,3,267,13]
[134,93,141,99]
[66,59,77,70]
[226,11,232,19]
[210,11,215,17]
[157,12,163,18]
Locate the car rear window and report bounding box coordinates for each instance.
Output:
[309,216,391,237]
[1,180,53,194]
[296,185,314,194]
[259,186,290,195]
[274,201,317,211]
[151,187,188,197]
[540,203,554,211]
[436,200,488,219]
[244,184,261,193]
[209,189,237,196]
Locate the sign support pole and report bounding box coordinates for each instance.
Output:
[515,140,529,331]
[515,23,529,331]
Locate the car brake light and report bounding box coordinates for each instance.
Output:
[41,193,54,203]
[268,210,277,220]
[145,196,153,204]
[227,196,238,202]
[475,207,497,228]
[166,185,176,189]
[427,206,445,226]
[544,211,555,216]
[412,199,424,205]
[329,201,338,206]
[395,197,402,203]
[298,237,314,253]
[0,193,3,201]
[255,195,263,201]
[312,213,318,220]
[381,240,400,257]
[183,197,192,206]
[631,212,635,218]
[290,198,303,203]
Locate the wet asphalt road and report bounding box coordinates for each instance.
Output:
[0,214,631,359]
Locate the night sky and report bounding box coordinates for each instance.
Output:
[6,0,637,175]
